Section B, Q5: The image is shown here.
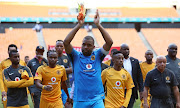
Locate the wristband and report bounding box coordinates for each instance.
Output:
[42,85,46,89]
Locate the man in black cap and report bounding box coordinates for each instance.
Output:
[27,46,48,108]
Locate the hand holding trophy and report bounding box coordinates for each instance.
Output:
[77,3,86,26]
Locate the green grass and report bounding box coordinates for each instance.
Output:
[0,92,141,108]
[134,99,141,108]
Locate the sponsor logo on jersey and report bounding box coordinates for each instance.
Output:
[9,73,14,76]
[86,64,92,69]
[116,81,121,87]
[91,55,95,60]
[63,59,68,63]
[113,81,122,89]
[48,77,58,85]
[51,77,56,82]
[15,77,20,81]
[178,62,180,66]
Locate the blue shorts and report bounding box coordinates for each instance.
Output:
[73,99,104,108]
[61,88,71,105]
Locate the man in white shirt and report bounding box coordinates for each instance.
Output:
[120,43,143,108]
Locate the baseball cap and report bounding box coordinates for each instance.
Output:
[36,46,44,51]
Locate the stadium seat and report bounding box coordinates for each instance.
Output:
[0,29,38,61]
[92,28,147,61]
[142,28,180,58]
[42,28,88,47]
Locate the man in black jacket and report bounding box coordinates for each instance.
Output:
[120,43,143,108]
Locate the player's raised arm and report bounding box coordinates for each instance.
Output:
[94,9,113,51]
[63,18,85,54]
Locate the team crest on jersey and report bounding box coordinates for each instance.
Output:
[43,62,47,66]
[51,77,56,82]
[115,81,121,87]
[18,69,23,74]
[63,59,68,63]
[166,76,170,81]
[15,77,20,81]
[57,70,61,75]
[122,74,126,79]
[86,64,92,69]
[91,55,95,60]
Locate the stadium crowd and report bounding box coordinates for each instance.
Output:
[1,10,180,108]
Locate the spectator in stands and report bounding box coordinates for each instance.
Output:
[104,49,118,66]
[55,40,72,106]
[140,50,155,108]
[166,43,180,107]
[27,46,48,108]
[24,56,30,65]
[0,44,26,108]
[120,43,143,108]
[33,23,43,32]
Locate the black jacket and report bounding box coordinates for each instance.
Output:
[129,57,143,99]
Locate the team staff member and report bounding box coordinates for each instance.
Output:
[104,49,118,66]
[3,50,34,108]
[166,43,180,107]
[55,40,72,105]
[140,50,155,108]
[101,51,134,108]
[120,44,143,108]
[144,56,180,108]
[35,50,70,108]
[27,46,48,108]
[0,44,26,108]
[64,10,113,108]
